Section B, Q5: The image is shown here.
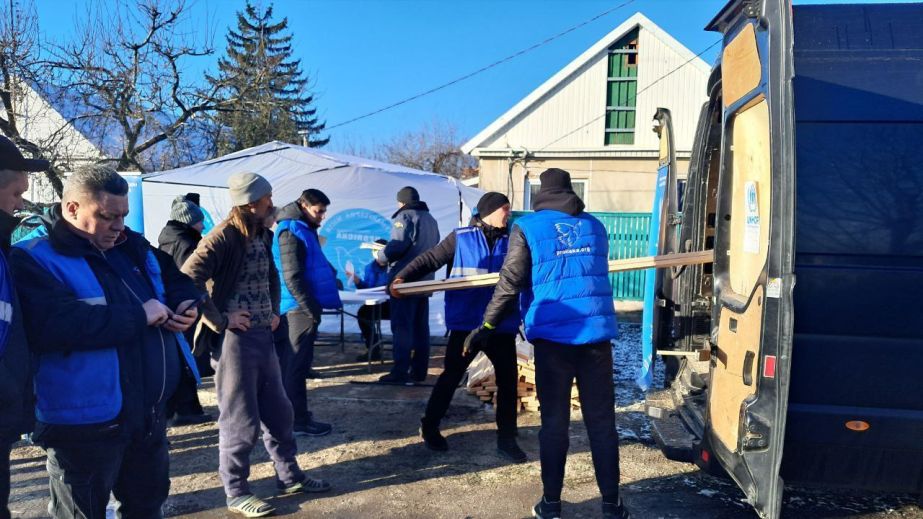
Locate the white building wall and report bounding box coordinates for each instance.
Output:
[482,51,609,151]
[2,81,103,165]
[632,26,710,151]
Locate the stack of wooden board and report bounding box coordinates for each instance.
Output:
[465,346,581,413]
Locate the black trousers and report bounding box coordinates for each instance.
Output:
[276,311,319,427]
[533,339,620,503]
[1,441,10,519]
[423,330,518,439]
[357,302,390,349]
[43,424,170,519]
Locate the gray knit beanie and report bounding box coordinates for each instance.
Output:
[228,172,272,206]
[170,196,205,226]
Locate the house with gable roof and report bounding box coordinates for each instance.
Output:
[461,13,710,212]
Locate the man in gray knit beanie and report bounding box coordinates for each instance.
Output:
[169,196,205,228]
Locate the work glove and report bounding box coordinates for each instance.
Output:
[389,278,405,299]
[463,324,495,357]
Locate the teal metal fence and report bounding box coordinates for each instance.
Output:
[510,211,651,301]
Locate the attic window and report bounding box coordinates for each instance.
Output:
[605,29,639,145]
[627,41,638,65]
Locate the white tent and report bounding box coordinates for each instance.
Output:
[142,141,485,335]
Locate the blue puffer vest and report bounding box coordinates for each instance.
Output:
[0,251,12,358]
[515,210,618,344]
[16,236,199,425]
[445,227,520,333]
[273,219,342,313]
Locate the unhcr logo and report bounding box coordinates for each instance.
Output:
[745,182,759,225]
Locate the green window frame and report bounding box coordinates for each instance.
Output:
[605,29,639,145]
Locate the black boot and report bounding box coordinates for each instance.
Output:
[532,496,562,519]
[602,498,630,519]
[497,437,527,463]
[420,418,448,451]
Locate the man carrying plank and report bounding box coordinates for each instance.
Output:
[391,192,526,463]
[464,169,630,519]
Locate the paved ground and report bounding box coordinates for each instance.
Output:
[8,320,922,518]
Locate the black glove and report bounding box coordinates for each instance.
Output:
[463,325,495,356]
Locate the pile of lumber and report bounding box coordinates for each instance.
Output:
[465,346,581,413]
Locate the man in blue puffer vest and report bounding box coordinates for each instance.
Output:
[271,188,339,437]
[465,169,630,519]
[10,166,202,519]
[391,192,527,463]
[0,136,47,519]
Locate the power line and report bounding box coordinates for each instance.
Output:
[326,0,638,130]
[535,38,722,152]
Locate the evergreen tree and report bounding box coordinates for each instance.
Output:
[213,2,327,152]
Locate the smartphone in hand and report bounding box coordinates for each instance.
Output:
[175,294,207,315]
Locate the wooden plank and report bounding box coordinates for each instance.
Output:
[395,251,713,296]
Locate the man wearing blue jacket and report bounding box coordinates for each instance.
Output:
[466,169,629,519]
[347,239,391,362]
[392,192,526,463]
[10,165,202,519]
[272,189,339,437]
[376,186,439,385]
[0,136,47,519]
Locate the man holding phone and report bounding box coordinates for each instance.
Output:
[10,165,203,518]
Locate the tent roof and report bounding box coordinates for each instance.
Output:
[144,141,443,187]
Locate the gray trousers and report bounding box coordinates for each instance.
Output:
[215,327,304,498]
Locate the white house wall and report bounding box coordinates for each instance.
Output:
[479,25,709,154]
[632,27,709,151]
[1,81,103,164]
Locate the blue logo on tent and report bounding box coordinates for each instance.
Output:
[200,208,216,235]
[319,208,391,290]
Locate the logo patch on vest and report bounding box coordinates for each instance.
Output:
[554,222,591,256]
[555,223,579,247]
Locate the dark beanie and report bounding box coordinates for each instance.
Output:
[396,186,420,204]
[476,192,510,217]
[538,168,574,192]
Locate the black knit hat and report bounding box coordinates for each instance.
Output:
[475,192,510,218]
[538,168,574,192]
[396,186,420,204]
[0,135,49,171]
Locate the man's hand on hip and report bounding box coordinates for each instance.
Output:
[227,310,252,332]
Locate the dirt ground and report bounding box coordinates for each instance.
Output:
[8,319,923,518]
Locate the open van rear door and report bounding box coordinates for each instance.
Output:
[639,108,682,389]
[701,1,796,517]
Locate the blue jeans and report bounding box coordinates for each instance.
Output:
[389,296,431,380]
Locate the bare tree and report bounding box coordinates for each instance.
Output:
[378,120,476,178]
[49,0,246,172]
[0,0,81,196]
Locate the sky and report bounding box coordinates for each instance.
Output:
[32,0,915,153]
